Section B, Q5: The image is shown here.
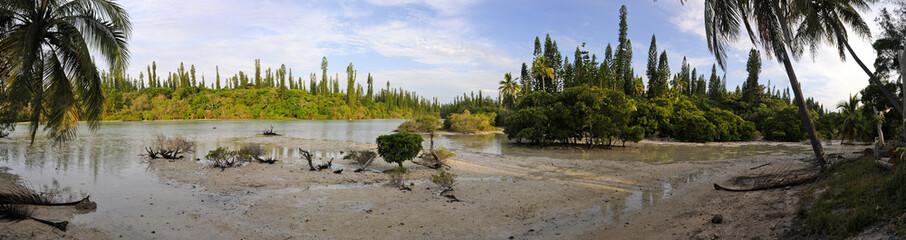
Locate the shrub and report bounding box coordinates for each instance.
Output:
[421,147,455,168]
[376,132,423,167]
[761,106,809,142]
[147,135,196,159]
[207,147,235,169]
[396,115,441,133]
[205,146,253,170]
[344,150,378,165]
[239,143,265,159]
[385,166,410,190]
[444,110,496,134]
[431,170,457,192]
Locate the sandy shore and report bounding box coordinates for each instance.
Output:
[0,167,109,240]
[2,137,866,239]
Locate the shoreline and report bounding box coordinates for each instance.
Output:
[0,136,868,239]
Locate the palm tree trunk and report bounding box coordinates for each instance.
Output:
[835,27,904,116]
[774,0,828,168]
[900,49,906,141]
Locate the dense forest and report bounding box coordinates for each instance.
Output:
[443,4,904,144]
[93,57,440,120]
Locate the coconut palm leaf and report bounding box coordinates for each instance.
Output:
[0,0,131,143]
[0,204,68,231]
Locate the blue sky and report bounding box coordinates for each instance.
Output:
[118,0,893,107]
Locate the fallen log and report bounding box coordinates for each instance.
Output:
[876,159,895,170]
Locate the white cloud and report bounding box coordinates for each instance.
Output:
[363,0,479,16]
[370,68,503,101]
[115,0,512,101]
[670,0,706,40]
[666,0,892,108]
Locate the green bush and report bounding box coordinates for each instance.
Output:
[431,170,457,192]
[444,110,496,134]
[376,132,423,167]
[205,146,248,169]
[344,150,378,165]
[761,106,808,142]
[396,115,441,133]
[385,166,410,189]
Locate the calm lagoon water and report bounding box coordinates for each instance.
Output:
[0,119,819,238]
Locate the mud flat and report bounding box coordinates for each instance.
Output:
[143,137,864,239]
[0,134,864,239]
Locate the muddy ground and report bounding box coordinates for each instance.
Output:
[1,139,867,239]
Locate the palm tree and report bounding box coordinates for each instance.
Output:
[0,0,131,143]
[531,56,555,93]
[837,93,863,144]
[792,0,903,115]
[704,0,828,166]
[498,72,521,108]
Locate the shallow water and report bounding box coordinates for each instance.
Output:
[0,120,829,238]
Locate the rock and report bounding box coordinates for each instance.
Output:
[711,214,723,224]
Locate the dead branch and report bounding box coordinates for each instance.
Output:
[262,125,280,136]
[145,135,194,160]
[299,148,316,171]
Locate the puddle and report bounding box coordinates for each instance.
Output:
[518,169,711,239]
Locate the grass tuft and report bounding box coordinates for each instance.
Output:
[797,156,906,239]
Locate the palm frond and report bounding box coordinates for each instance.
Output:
[0,204,68,231]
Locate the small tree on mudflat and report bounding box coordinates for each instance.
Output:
[376,132,423,167]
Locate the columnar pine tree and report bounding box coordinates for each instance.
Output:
[646,35,659,97]
[346,63,356,105]
[614,5,629,93]
[707,64,721,101]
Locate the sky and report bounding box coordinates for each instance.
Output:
[117,0,898,107]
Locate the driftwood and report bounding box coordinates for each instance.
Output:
[299,149,316,171]
[145,135,194,160]
[257,158,278,164]
[262,126,280,136]
[354,157,376,172]
[317,158,333,171]
[442,193,461,202]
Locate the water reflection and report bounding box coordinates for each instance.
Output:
[0,120,832,238]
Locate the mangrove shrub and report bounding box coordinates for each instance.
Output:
[376,132,423,167]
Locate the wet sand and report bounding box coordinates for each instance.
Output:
[1,137,864,239]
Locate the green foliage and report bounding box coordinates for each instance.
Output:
[376,132,423,167]
[444,110,496,134]
[344,150,378,165]
[385,166,410,189]
[396,115,441,133]
[761,106,809,142]
[798,156,906,239]
[434,147,456,161]
[505,86,643,145]
[205,146,251,169]
[101,87,435,121]
[1,0,131,143]
[431,170,457,191]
